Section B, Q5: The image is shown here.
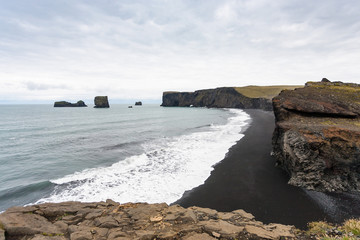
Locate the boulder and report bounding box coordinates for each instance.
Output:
[94,96,109,108]
[54,100,87,107]
[135,101,142,106]
[272,79,360,192]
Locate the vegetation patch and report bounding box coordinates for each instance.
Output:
[235,85,302,99]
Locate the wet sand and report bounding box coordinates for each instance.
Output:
[174,109,360,229]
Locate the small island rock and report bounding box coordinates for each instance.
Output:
[54,100,87,107]
[135,101,142,106]
[94,96,109,108]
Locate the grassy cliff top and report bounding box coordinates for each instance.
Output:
[234,85,302,99]
[164,85,302,99]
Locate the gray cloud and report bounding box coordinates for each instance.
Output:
[1,0,360,102]
[24,81,70,91]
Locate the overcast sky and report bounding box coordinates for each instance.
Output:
[1,0,360,103]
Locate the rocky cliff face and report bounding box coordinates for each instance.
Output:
[272,79,360,192]
[161,87,273,111]
[54,101,87,107]
[0,200,296,240]
[94,96,110,108]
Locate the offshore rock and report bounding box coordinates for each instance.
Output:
[161,87,273,111]
[94,96,109,108]
[272,79,360,192]
[54,100,87,107]
[0,201,296,240]
[135,101,142,106]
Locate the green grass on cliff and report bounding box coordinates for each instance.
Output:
[234,85,302,99]
[306,219,360,240]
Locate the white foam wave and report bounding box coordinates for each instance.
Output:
[37,109,251,204]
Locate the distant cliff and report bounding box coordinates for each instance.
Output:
[54,100,87,107]
[272,79,360,192]
[161,86,299,111]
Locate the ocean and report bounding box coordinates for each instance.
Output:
[0,104,250,212]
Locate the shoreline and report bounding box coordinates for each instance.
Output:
[174,109,337,229]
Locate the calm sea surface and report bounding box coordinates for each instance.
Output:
[0,104,250,211]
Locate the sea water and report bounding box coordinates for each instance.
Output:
[0,104,250,211]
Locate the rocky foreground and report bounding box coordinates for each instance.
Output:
[272,79,360,192]
[0,200,297,240]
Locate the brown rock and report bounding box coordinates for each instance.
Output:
[94,216,119,228]
[0,229,4,240]
[232,209,255,220]
[183,233,216,240]
[245,225,279,239]
[0,210,62,236]
[31,235,67,240]
[199,220,244,238]
[70,231,93,240]
[107,229,128,239]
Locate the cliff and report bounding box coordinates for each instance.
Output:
[161,86,299,111]
[272,79,360,192]
[54,101,87,107]
[0,200,296,240]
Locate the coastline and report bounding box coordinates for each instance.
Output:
[174,109,331,229]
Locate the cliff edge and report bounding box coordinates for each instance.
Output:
[272,79,360,192]
[0,200,296,240]
[161,86,299,111]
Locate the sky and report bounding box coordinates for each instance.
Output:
[1,0,360,103]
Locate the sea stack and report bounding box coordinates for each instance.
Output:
[272,79,360,192]
[94,96,110,108]
[135,101,142,106]
[54,100,87,107]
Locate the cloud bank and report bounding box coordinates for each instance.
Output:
[1,0,360,103]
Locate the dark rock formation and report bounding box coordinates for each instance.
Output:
[161,87,273,111]
[272,79,360,192]
[94,96,109,108]
[135,101,142,106]
[54,101,87,107]
[0,200,296,240]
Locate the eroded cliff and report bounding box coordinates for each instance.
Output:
[161,87,297,111]
[272,79,360,192]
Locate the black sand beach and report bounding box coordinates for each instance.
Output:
[175,109,360,229]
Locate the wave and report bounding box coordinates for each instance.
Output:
[36,109,251,205]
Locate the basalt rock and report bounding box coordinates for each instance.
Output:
[161,87,273,111]
[94,96,109,108]
[272,79,360,192]
[54,101,87,107]
[135,101,142,106]
[0,200,296,240]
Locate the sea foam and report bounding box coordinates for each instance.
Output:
[37,109,251,204]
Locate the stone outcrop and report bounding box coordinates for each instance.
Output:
[161,87,273,111]
[272,79,360,192]
[54,101,87,107]
[94,96,109,108]
[0,200,296,240]
[135,101,142,106]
